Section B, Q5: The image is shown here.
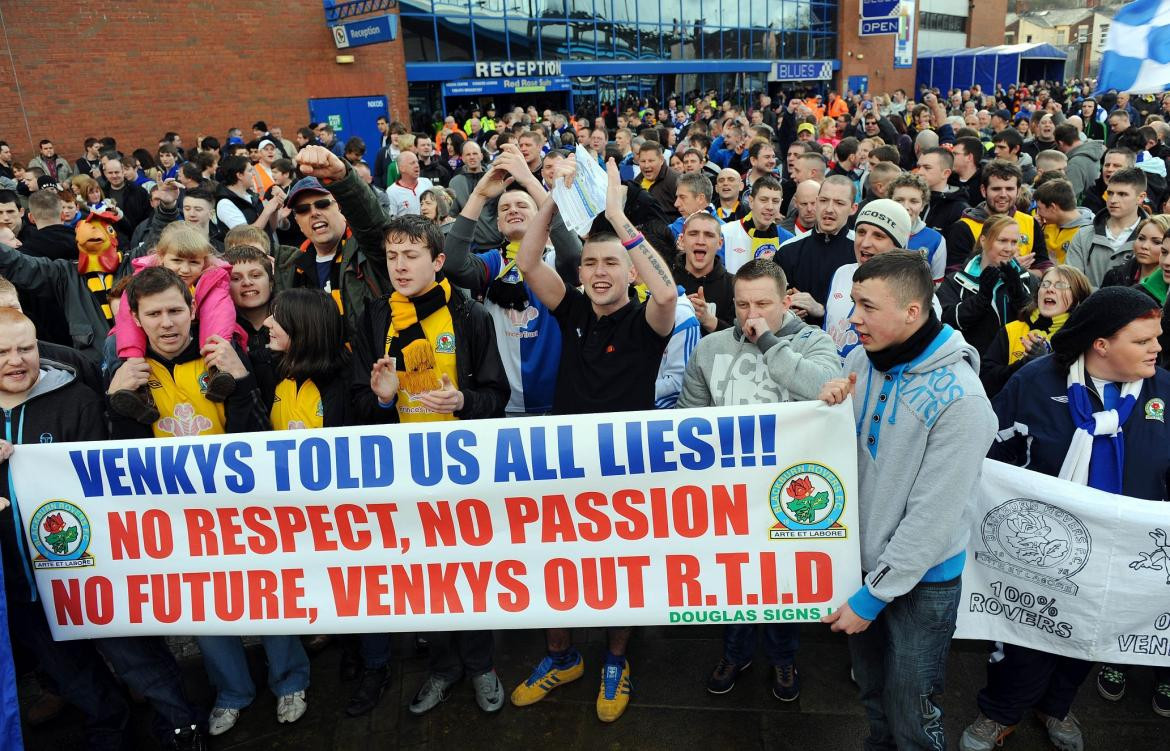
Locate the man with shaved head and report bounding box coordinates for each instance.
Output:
[780,179,820,236]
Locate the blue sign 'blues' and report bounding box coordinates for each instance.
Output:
[771,61,833,81]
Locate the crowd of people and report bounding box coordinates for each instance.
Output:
[0,77,1169,751]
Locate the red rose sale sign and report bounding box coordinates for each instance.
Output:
[9,402,861,640]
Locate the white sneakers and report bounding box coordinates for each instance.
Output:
[277,690,308,724]
[208,707,240,736]
[207,690,306,737]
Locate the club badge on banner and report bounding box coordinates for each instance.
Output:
[9,402,861,641]
[957,459,1170,666]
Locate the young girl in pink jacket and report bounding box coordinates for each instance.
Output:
[108,222,246,424]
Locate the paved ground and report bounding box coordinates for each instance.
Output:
[19,624,1170,750]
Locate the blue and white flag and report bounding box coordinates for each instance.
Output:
[1097,0,1170,93]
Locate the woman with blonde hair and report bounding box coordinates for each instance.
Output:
[938,214,1037,355]
[816,116,840,149]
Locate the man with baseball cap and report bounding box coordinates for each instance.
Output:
[796,122,817,143]
[817,199,921,360]
[991,109,1013,135]
[272,145,392,339]
[252,138,280,194]
[962,286,1170,751]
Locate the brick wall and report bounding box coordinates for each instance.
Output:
[967,0,1009,48]
[0,2,409,163]
[837,0,917,96]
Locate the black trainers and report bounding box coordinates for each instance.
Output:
[110,384,160,425]
[1096,665,1126,701]
[346,666,390,717]
[204,366,236,403]
[772,663,800,702]
[706,657,751,695]
[1154,681,1170,717]
[170,725,207,751]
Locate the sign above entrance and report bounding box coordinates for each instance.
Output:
[769,60,833,82]
[474,61,563,78]
[331,13,398,48]
[444,76,573,97]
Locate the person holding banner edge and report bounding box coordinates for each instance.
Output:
[960,285,1170,751]
[509,158,677,722]
[0,307,208,750]
[347,200,509,717]
[677,257,839,699]
[818,250,997,751]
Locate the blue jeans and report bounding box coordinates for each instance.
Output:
[196,635,310,709]
[848,577,961,751]
[723,623,799,666]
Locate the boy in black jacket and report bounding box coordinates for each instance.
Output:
[347,214,509,719]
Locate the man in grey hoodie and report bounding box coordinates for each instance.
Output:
[819,250,997,750]
[1054,123,1104,203]
[678,258,839,699]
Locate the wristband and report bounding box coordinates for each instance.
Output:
[377,395,397,409]
[621,233,645,251]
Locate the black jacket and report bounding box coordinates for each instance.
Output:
[350,289,509,424]
[215,184,262,226]
[1102,256,1151,289]
[776,226,856,325]
[20,223,75,262]
[922,188,968,234]
[672,254,735,332]
[947,172,983,209]
[105,181,152,241]
[1,363,107,603]
[420,157,453,188]
[938,259,1037,356]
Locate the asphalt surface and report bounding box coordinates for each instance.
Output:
[20,624,1170,750]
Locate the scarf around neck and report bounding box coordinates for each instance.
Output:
[1058,355,1141,493]
[865,309,944,373]
[386,275,452,393]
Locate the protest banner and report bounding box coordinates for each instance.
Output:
[9,402,861,641]
[956,459,1170,667]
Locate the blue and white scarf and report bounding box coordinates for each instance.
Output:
[1058,355,1141,493]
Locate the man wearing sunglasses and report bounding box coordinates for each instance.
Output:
[272,145,393,340]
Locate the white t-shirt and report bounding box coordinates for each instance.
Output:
[216,199,248,229]
[386,177,434,217]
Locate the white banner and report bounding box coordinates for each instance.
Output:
[10,402,861,641]
[957,459,1170,666]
